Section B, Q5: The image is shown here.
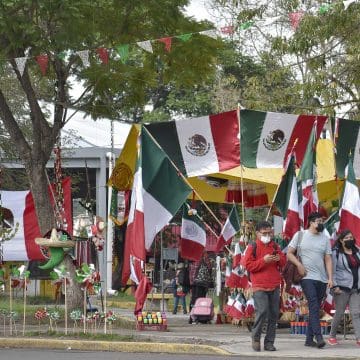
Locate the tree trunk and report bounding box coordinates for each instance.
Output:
[62,255,83,311]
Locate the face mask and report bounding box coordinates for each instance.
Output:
[260,235,271,244]
[316,223,324,232]
[344,240,355,249]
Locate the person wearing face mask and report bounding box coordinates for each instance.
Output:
[287,212,333,349]
[243,220,286,352]
[328,230,360,347]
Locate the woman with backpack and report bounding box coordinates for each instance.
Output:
[328,229,360,347]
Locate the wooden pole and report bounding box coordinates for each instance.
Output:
[22,283,26,335]
[83,288,87,334]
[64,279,68,335]
[9,276,12,336]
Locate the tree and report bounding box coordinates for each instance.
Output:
[209,0,360,118]
[0,0,221,307]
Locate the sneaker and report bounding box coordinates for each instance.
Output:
[356,340,360,347]
[305,340,317,347]
[252,340,261,352]
[327,338,338,346]
[316,338,326,348]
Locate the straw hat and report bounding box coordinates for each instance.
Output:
[35,228,75,248]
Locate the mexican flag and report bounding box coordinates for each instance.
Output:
[1,177,72,261]
[144,110,240,177]
[273,155,301,240]
[180,206,207,261]
[215,204,240,253]
[240,109,327,168]
[334,117,360,178]
[298,123,318,228]
[338,158,360,246]
[125,128,192,261]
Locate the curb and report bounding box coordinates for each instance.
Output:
[0,337,231,355]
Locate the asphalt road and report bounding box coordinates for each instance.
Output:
[0,349,343,360]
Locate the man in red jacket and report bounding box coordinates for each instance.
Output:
[243,220,286,352]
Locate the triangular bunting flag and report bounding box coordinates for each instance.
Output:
[289,11,304,30]
[343,0,357,10]
[239,21,254,30]
[262,16,281,26]
[15,57,27,76]
[116,44,129,64]
[76,50,90,67]
[199,29,217,39]
[36,54,49,76]
[176,33,192,42]
[136,40,153,53]
[158,37,172,52]
[96,47,109,65]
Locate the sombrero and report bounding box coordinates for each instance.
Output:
[35,228,75,248]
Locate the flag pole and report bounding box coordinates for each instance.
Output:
[265,139,298,221]
[237,104,245,226]
[142,127,222,227]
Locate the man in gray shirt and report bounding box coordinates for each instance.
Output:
[287,212,333,348]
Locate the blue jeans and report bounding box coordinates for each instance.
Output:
[301,279,327,342]
[173,295,187,314]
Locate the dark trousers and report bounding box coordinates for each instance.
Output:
[190,284,208,309]
[252,287,280,345]
[300,279,327,342]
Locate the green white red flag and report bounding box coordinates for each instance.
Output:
[334,117,360,179]
[273,155,301,240]
[338,158,360,246]
[215,204,240,253]
[180,206,207,261]
[240,109,326,168]
[122,129,192,284]
[144,110,240,177]
[298,123,319,228]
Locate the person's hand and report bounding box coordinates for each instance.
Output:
[333,286,342,294]
[264,254,277,263]
[327,279,334,289]
[297,263,307,277]
[273,254,280,262]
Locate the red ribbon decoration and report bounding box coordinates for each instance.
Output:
[36,54,49,76]
[96,47,109,64]
[158,37,172,52]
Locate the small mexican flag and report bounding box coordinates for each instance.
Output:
[273,155,301,240]
[180,206,207,261]
[215,204,240,253]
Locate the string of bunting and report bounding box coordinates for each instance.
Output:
[3,0,358,77]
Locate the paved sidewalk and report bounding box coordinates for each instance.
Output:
[0,307,359,358]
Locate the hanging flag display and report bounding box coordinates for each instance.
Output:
[158,37,172,52]
[273,155,301,240]
[334,117,360,179]
[1,177,72,261]
[145,110,240,177]
[338,158,360,246]
[96,47,109,64]
[215,204,240,253]
[298,123,319,228]
[180,206,206,261]
[76,50,90,67]
[240,109,327,168]
[116,44,129,63]
[137,40,153,53]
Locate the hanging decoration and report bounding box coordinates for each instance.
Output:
[14,57,27,76]
[220,25,235,34]
[289,11,305,30]
[116,44,130,63]
[76,50,90,67]
[35,54,49,75]
[199,29,218,39]
[136,40,153,53]
[176,33,192,42]
[158,37,172,52]
[96,47,109,64]
[344,0,357,10]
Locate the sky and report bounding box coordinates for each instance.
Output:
[186,0,212,21]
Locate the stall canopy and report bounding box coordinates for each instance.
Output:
[111,124,341,209]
